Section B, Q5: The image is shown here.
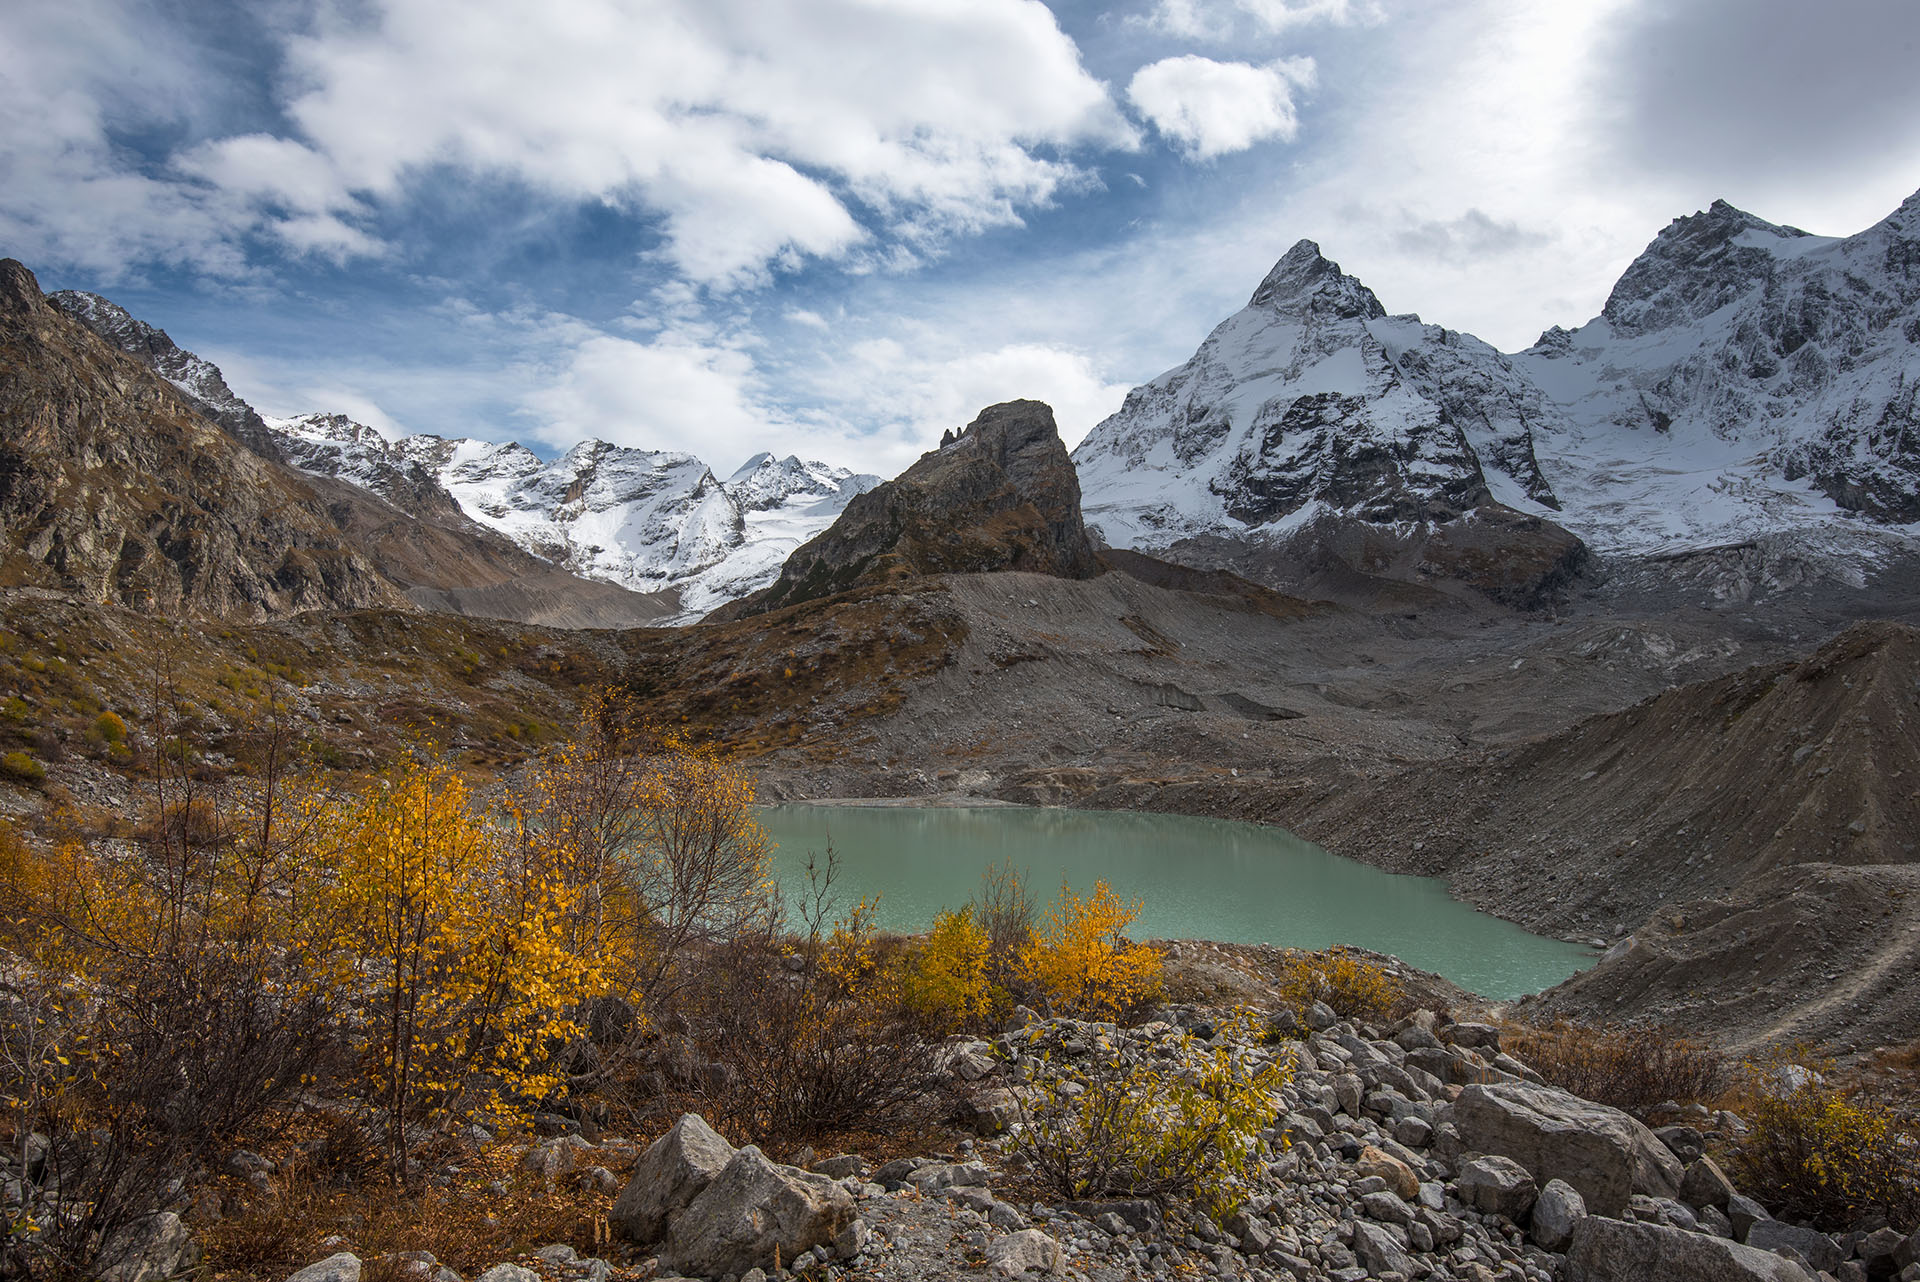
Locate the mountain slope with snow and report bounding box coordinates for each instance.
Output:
[271,414,880,620]
[1075,189,1920,585]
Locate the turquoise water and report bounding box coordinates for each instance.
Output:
[757,805,1592,999]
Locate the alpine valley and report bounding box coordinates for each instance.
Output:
[6,186,1920,1282]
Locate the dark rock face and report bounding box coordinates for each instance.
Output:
[733,400,1098,616]
[0,258,403,619]
[48,288,289,460]
[1601,200,1818,338]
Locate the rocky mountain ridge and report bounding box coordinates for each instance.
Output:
[0,260,403,619]
[1074,188,1920,599]
[46,287,879,623]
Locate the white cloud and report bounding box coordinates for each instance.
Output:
[1144,0,1382,41]
[0,0,255,280]
[822,340,1131,458]
[1127,56,1315,159]
[225,0,1134,287]
[522,331,785,467]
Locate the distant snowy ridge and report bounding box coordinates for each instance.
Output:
[1075,189,1920,564]
[269,413,879,620]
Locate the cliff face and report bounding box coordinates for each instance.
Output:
[730,400,1099,617]
[0,259,404,619]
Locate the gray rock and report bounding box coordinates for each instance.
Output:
[1531,1178,1587,1253]
[907,1160,990,1191]
[1747,1221,1844,1275]
[1352,1222,1416,1278]
[1062,1199,1159,1233]
[1451,1081,1684,1215]
[1854,1229,1908,1280]
[610,1113,736,1243]
[1678,1156,1735,1210]
[663,1145,857,1278]
[1728,1191,1772,1242]
[1895,1227,1920,1272]
[1655,1125,1707,1165]
[286,1254,363,1282]
[1446,1022,1502,1052]
[872,1156,935,1186]
[96,1213,200,1282]
[1458,1154,1538,1220]
[1361,1191,1415,1226]
[1697,1204,1735,1238]
[475,1268,538,1282]
[1568,1216,1818,1281]
[988,1229,1063,1276]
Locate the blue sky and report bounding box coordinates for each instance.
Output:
[5,0,1918,477]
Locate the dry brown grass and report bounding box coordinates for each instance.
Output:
[202,1133,616,1282]
[1500,1018,1730,1121]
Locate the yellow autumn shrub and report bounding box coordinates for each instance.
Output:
[1018,880,1163,1020]
[1729,1074,1920,1230]
[1274,949,1403,1023]
[311,758,605,1167]
[905,906,996,1032]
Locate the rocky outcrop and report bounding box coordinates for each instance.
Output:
[728,400,1099,617]
[661,1144,858,1277]
[1450,1081,1684,1216]
[0,258,404,619]
[609,1113,736,1243]
[1566,1215,1817,1282]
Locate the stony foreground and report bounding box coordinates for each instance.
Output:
[176,1003,1918,1282]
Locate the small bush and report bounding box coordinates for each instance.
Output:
[904,906,996,1033]
[0,749,46,786]
[1728,1077,1920,1231]
[1010,1017,1291,1221]
[1018,880,1163,1021]
[86,710,128,747]
[1274,950,1403,1023]
[1500,1019,1729,1120]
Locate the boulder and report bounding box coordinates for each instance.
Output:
[286,1254,363,1282]
[474,1268,538,1282]
[1746,1221,1844,1274]
[96,1213,200,1282]
[663,1145,857,1278]
[1568,1216,1818,1282]
[1354,1144,1421,1201]
[1857,1226,1906,1279]
[1352,1222,1417,1278]
[1678,1156,1736,1210]
[987,1229,1063,1277]
[1531,1178,1588,1253]
[610,1113,736,1243]
[1451,1081,1684,1215]
[1895,1227,1920,1272]
[1458,1154,1538,1220]
[1728,1192,1772,1242]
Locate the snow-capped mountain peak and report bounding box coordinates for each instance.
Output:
[1076,187,1920,577]
[268,419,880,621]
[1248,239,1388,320]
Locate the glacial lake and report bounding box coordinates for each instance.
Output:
[758,805,1593,1000]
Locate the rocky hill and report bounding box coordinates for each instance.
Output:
[1076,188,1920,604]
[726,400,1100,617]
[0,259,402,618]
[38,286,677,628]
